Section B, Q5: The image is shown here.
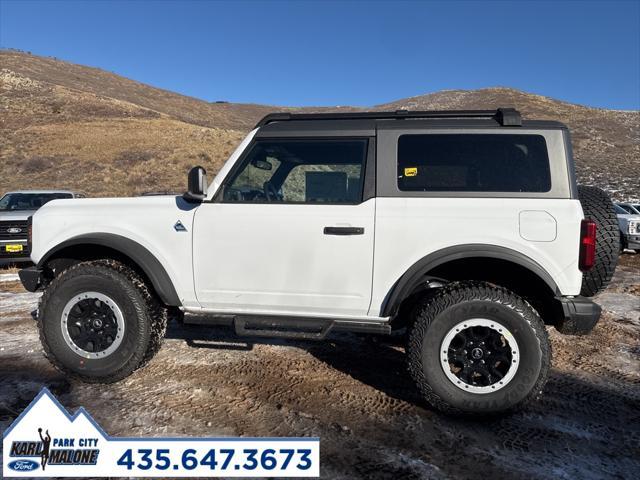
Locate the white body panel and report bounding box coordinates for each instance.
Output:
[369,197,584,315]
[192,200,375,317]
[31,197,199,306]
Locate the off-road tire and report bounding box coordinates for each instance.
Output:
[37,260,167,383]
[406,281,550,415]
[577,185,619,297]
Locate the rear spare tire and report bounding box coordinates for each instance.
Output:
[577,186,619,297]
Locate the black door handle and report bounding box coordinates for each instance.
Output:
[323,226,365,235]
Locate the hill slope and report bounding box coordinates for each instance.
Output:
[1,50,638,198]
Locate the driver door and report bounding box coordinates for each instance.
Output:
[192,137,375,318]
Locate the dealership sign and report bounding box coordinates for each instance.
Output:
[2,388,319,477]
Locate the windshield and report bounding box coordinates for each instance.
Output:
[615,204,630,215]
[0,192,73,211]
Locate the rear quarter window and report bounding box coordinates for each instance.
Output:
[397,134,551,193]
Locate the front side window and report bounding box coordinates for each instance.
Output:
[222,139,368,204]
[0,192,73,211]
[397,134,551,193]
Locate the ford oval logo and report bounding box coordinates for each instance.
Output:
[7,227,22,234]
[8,459,39,471]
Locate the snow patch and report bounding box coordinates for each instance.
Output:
[0,273,19,283]
[0,291,40,316]
[596,292,640,323]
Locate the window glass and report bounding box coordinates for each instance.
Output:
[615,204,629,215]
[0,192,73,211]
[397,134,551,192]
[223,139,368,203]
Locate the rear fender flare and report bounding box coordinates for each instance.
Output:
[380,244,560,317]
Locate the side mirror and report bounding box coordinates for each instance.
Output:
[184,166,207,202]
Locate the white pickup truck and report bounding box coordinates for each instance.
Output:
[0,190,83,266]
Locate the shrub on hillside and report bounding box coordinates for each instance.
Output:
[21,156,54,173]
[114,149,155,167]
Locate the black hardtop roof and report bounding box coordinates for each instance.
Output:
[255,108,523,128]
[254,109,569,138]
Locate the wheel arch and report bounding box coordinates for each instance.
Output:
[380,244,561,320]
[38,233,181,306]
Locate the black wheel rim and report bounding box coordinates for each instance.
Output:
[441,319,519,393]
[61,292,125,358]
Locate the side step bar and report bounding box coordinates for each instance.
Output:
[183,314,391,340]
[236,317,332,340]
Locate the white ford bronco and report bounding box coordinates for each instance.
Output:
[19,109,620,414]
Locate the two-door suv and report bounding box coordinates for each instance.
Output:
[19,109,620,414]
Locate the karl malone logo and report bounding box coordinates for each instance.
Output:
[3,389,103,475]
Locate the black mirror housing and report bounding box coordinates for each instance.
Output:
[184,166,207,202]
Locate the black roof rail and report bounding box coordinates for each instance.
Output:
[254,107,522,128]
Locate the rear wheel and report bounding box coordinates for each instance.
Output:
[406,282,550,414]
[577,186,619,296]
[38,260,167,383]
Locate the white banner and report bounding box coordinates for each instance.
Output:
[3,388,319,477]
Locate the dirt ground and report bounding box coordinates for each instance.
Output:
[1,256,639,479]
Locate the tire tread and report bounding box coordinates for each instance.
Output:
[37,260,167,383]
[406,281,551,415]
[577,186,619,297]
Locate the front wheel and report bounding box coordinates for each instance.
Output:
[406,281,550,415]
[37,260,167,383]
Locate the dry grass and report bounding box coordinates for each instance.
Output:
[0,118,244,197]
[0,266,20,274]
[0,281,25,293]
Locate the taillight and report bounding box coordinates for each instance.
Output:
[579,219,596,271]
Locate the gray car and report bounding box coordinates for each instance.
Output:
[0,190,84,265]
[614,203,640,252]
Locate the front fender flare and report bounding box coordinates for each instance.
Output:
[38,233,181,306]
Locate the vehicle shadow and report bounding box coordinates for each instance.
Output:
[165,319,426,407]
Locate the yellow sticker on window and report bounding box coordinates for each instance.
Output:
[404,167,418,177]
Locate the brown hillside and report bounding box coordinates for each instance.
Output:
[0,49,274,130]
[1,50,638,199]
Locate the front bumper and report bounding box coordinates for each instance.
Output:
[18,266,43,292]
[555,296,602,335]
[0,256,32,266]
[0,241,30,265]
[623,234,640,250]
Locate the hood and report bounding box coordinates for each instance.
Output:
[29,195,198,267]
[33,195,195,219]
[616,213,640,220]
[617,213,640,229]
[0,210,37,221]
